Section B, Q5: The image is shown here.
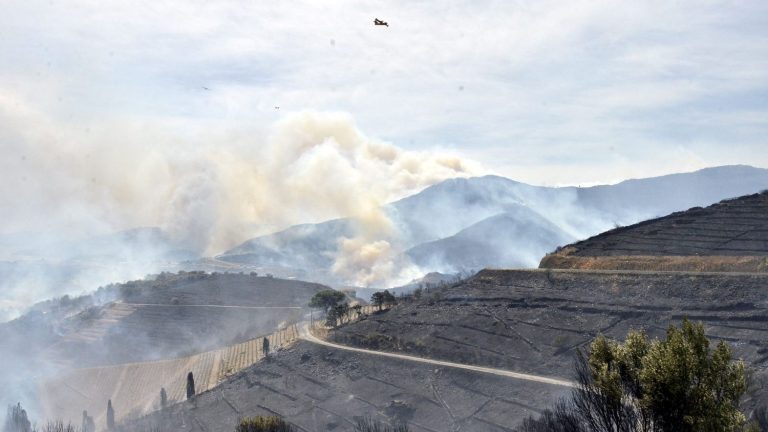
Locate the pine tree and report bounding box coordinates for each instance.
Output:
[160,387,168,409]
[186,372,196,400]
[263,336,270,357]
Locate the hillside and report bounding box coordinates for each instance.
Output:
[330,269,768,410]
[41,325,301,428]
[123,338,568,432]
[541,190,768,271]
[0,272,326,412]
[218,165,768,280]
[115,267,768,431]
[406,206,574,272]
[0,227,198,322]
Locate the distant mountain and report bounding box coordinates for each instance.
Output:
[218,165,768,282]
[406,205,575,272]
[222,219,352,271]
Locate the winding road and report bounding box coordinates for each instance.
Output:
[299,323,576,388]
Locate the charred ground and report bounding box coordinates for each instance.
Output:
[541,190,768,271]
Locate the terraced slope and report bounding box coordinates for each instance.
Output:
[41,325,300,429]
[124,340,568,432]
[45,273,325,366]
[329,269,768,410]
[540,191,768,271]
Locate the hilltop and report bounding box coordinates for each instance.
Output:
[541,190,768,271]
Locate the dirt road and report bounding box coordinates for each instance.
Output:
[299,323,576,388]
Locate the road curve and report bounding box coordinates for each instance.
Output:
[299,323,576,388]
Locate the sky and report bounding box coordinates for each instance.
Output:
[1,0,767,239]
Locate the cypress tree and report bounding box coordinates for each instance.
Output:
[263,336,270,357]
[160,387,168,409]
[106,399,115,430]
[186,372,196,399]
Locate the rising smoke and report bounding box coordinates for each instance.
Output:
[0,92,481,316]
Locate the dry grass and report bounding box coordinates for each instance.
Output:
[539,254,768,272]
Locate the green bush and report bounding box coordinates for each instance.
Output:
[519,319,751,432]
[235,416,296,432]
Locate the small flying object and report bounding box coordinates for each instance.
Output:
[374,18,389,27]
[202,87,210,91]
[275,106,280,110]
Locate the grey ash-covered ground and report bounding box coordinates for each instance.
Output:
[123,268,767,432]
[551,190,768,257]
[330,269,768,409]
[126,340,568,432]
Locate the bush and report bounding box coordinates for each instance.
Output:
[354,417,409,432]
[35,421,78,432]
[235,416,295,432]
[518,319,750,432]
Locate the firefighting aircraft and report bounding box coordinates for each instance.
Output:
[374,18,389,27]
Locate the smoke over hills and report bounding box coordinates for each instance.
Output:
[221,165,768,285]
[0,103,480,319]
[3,90,768,317]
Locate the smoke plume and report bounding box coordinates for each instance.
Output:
[0,93,482,311]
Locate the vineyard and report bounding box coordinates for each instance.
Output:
[40,324,301,429]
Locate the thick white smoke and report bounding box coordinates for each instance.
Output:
[0,93,482,308]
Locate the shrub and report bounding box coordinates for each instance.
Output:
[36,421,78,432]
[354,417,409,432]
[235,416,296,432]
[518,319,750,432]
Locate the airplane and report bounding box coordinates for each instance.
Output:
[374,18,389,27]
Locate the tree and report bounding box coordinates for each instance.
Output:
[81,411,95,432]
[335,303,350,324]
[106,399,115,430]
[160,387,168,409]
[263,336,270,356]
[309,290,346,313]
[382,291,396,307]
[352,304,363,319]
[371,291,396,311]
[186,372,196,400]
[325,306,340,327]
[518,319,749,432]
[371,292,385,310]
[4,403,31,432]
[235,416,296,432]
